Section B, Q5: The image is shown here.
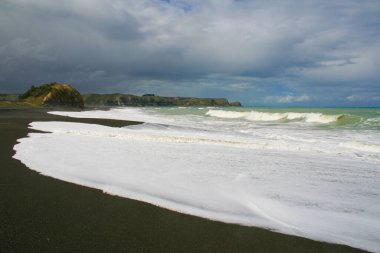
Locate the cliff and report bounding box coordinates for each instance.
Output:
[19,83,84,108]
[2,84,242,108]
[82,94,241,107]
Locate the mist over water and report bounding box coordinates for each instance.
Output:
[13,107,380,252]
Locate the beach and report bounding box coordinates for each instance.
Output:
[0,107,369,252]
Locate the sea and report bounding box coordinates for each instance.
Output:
[13,106,380,252]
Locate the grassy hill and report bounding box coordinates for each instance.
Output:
[18,83,84,108]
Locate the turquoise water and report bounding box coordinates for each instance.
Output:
[153,106,380,130]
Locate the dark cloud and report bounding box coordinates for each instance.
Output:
[0,0,379,106]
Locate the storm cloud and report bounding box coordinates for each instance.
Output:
[1,0,379,105]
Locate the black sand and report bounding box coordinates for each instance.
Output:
[0,108,367,252]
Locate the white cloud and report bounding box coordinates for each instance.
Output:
[264,95,311,104]
[347,95,359,101]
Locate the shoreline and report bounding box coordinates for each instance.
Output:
[0,107,367,252]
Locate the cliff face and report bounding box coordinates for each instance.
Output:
[19,83,84,108]
[15,83,241,108]
[82,94,241,107]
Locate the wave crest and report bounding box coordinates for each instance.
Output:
[206,110,343,124]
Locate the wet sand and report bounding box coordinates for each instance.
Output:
[0,107,367,252]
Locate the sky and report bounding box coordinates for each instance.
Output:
[0,0,380,106]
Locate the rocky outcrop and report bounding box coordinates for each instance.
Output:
[19,83,84,108]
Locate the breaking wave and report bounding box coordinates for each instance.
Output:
[206,109,345,124]
[361,117,380,128]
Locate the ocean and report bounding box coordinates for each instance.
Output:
[13,106,380,252]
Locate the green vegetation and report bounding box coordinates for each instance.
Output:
[16,82,84,108]
[0,94,19,101]
[229,101,242,106]
[83,93,241,107]
[19,83,54,100]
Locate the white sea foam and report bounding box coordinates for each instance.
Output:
[206,109,342,124]
[206,110,248,119]
[13,108,380,252]
[363,117,380,127]
[339,141,380,154]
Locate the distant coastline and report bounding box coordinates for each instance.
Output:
[82,93,241,107]
[0,83,241,108]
